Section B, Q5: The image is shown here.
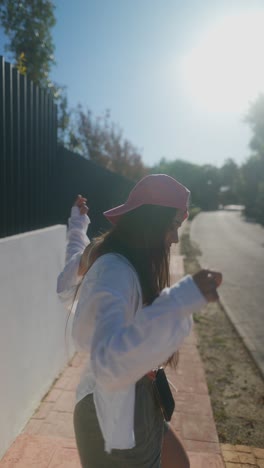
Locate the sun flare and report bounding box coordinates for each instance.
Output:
[181,10,264,113]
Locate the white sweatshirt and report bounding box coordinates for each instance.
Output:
[57,207,206,452]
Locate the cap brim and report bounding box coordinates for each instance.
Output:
[103,204,128,224]
[104,204,189,225]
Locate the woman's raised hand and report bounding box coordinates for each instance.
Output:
[74,194,89,215]
[192,269,222,303]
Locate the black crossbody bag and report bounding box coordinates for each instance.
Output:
[152,368,175,421]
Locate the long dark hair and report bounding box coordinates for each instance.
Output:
[89,204,177,305]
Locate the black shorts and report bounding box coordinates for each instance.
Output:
[74,376,165,467]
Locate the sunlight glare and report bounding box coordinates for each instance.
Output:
[181,10,264,113]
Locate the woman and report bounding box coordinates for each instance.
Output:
[57,174,222,468]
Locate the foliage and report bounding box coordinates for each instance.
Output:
[55,85,71,146]
[152,145,264,226]
[240,154,264,223]
[0,0,70,145]
[245,93,264,157]
[0,0,56,87]
[241,95,264,224]
[16,50,27,74]
[218,158,241,206]
[188,206,201,220]
[67,105,147,181]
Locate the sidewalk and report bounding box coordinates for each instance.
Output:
[1,248,263,467]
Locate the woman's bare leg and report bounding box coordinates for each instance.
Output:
[161,423,190,468]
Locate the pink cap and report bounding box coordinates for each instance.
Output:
[104,174,190,224]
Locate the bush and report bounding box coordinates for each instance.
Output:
[188,206,201,220]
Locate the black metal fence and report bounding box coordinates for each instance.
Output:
[0,56,57,237]
[0,56,134,238]
[54,146,134,237]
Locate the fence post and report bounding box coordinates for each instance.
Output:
[12,67,22,233]
[5,60,15,235]
[0,56,7,237]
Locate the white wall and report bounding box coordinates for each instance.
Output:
[0,225,75,459]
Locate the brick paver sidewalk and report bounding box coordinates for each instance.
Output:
[0,247,262,467]
[1,335,225,468]
[221,444,264,468]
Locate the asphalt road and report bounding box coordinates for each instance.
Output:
[190,210,264,377]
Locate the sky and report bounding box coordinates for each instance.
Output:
[1,0,264,168]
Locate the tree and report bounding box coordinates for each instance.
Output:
[0,0,56,87]
[245,94,264,157]
[68,105,147,181]
[218,158,240,205]
[240,154,264,222]
[219,158,238,187]
[0,0,71,145]
[242,95,264,224]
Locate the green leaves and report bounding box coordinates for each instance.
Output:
[0,0,56,87]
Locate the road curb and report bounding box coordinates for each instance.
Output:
[217,294,264,380]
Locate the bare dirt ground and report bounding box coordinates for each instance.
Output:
[180,222,264,447]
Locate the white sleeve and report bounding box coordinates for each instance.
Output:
[57,206,90,309]
[72,257,206,391]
